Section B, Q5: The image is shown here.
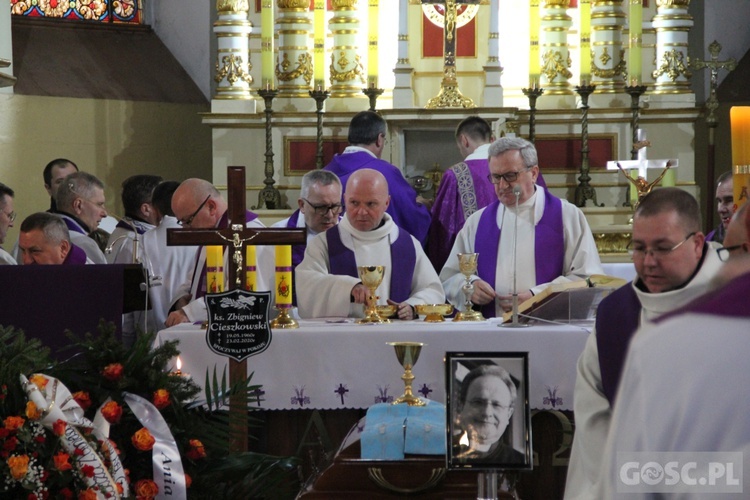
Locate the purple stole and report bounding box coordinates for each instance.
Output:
[115,219,148,235]
[595,284,641,406]
[325,225,415,302]
[61,214,88,235]
[474,188,564,318]
[63,244,88,265]
[195,210,259,299]
[658,271,750,322]
[285,209,306,305]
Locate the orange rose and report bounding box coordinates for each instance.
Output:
[7,454,30,480]
[186,439,206,460]
[3,416,25,431]
[53,451,73,471]
[134,479,159,500]
[29,374,49,390]
[132,428,155,451]
[185,473,192,488]
[25,401,43,420]
[53,419,67,437]
[77,489,98,500]
[152,389,171,410]
[101,401,123,424]
[72,391,92,410]
[102,363,125,382]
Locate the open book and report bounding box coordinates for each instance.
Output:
[501,274,628,323]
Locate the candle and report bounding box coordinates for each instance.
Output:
[580,0,591,83]
[245,245,257,291]
[628,0,642,85]
[730,106,750,210]
[368,0,378,88]
[261,0,275,88]
[314,0,325,88]
[529,0,540,83]
[206,246,224,294]
[275,246,293,306]
[661,168,676,188]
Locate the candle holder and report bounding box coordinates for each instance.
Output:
[521,86,545,143]
[309,88,330,169]
[362,85,384,112]
[623,84,647,207]
[574,84,603,207]
[255,88,283,210]
[270,305,298,329]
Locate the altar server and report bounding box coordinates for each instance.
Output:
[296,168,444,320]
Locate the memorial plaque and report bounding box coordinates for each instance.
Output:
[205,289,272,362]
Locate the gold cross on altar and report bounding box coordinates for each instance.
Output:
[422,0,478,109]
[167,166,305,452]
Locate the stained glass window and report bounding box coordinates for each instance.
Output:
[10,0,143,24]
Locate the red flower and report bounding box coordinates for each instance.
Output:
[185,473,192,488]
[0,428,9,438]
[73,447,84,456]
[53,452,72,471]
[3,436,18,451]
[3,416,25,431]
[60,488,74,500]
[29,374,49,390]
[152,389,171,410]
[131,428,155,451]
[102,363,125,382]
[186,439,206,460]
[101,401,123,424]
[52,419,67,437]
[72,391,92,411]
[81,464,95,478]
[77,489,97,500]
[134,479,159,500]
[34,435,45,443]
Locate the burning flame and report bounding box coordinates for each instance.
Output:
[459,431,469,447]
[176,356,183,371]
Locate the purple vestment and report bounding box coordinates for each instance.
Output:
[324,152,431,245]
[325,225,415,302]
[474,188,564,318]
[659,270,750,321]
[62,243,88,265]
[195,209,259,299]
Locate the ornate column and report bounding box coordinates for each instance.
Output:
[540,0,573,95]
[275,0,313,97]
[393,0,415,108]
[213,0,253,100]
[651,0,693,94]
[590,0,626,93]
[483,0,503,106]
[329,0,366,97]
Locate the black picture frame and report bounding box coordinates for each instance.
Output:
[445,351,532,470]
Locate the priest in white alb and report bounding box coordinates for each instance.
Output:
[440,137,603,318]
[296,168,445,320]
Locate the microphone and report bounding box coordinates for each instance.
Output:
[501,184,529,328]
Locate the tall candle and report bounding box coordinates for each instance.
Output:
[628,0,642,85]
[730,106,750,210]
[368,0,379,88]
[206,246,224,294]
[261,0,275,88]
[314,0,325,88]
[275,246,293,306]
[245,245,257,291]
[529,0,540,85]
[580,0,591,83]
[661,168,676,188]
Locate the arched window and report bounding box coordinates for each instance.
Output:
[10,0,142,24]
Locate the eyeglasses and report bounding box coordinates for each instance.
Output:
[487,166,532,185]
[178,195,210,226]
[627,232,696,260]
[302,198,342,216]
[716,243,746,262]
[2,210,16,223]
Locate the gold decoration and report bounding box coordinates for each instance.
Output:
[592,49,627,78]
[593,232,631,254]
[332,0,358,8]
[542,49,573,82]
[329,52,365,83]
[422,4,479,29]
[214,54,254,85]
[599,47,612,65]
[652,49,692,81]
[216,0,250,13]
[543,0,571,7]
[656,0,690,7]
[277,0,309,8]
[276,52,313,83]
[425,81,475,108]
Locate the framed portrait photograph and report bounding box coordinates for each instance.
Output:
[445,352,532,470]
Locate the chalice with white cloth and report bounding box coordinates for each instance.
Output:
[357,265,390,324]
[386,341,426,406]
[453,253,484,321]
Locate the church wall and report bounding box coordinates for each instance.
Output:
[0,7,12,93]
[0,94,212,248]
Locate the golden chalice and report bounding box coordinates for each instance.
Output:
[386,341,426,406]
[357,265,390,324]
[376,304,398,320]
[415,304,454,323]
[453,253,484,322]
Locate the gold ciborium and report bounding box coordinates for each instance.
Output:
[453,253,484,321]
[415,304,454,323]
[386,341,426,406]
[357,265,390,324]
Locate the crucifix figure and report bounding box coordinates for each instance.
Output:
[423,0,478,109]
[167,166,305,452]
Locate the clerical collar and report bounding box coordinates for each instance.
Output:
[343,145,377,158]
[61,212,91,234]
[465,143,491,162]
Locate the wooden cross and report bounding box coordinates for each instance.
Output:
[423,0,479,108]
[167,166,305,452]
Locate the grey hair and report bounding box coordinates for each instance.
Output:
[300,170,342,199]
[20,212,71,245]
[56,171,105,211]
[487,137,539,169]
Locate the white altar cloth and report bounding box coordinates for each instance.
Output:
[154,319,591,411]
